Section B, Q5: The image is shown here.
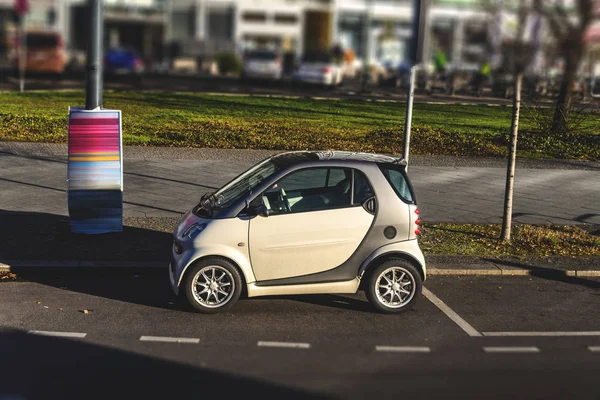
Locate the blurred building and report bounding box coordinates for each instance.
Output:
[0,0,598,76]
[0,0,492,70]
[167,0,490,71]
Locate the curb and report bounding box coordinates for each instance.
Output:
[427,267,600,278]
[0,260,167,271]
[2,261,600,278]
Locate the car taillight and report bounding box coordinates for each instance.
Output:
[323,66,332,73]
[414,207,421,235]
[134,59,143,70]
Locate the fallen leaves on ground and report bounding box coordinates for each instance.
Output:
[420,223,600,257]
[0,272,17,281]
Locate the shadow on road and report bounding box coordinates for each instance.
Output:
[0,211,172,263]
[254,293,376,313]
[483,257,600,290]
[0,328,321,400]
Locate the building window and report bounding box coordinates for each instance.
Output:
[274,14,297,24]
[208,7,234,41]
[242,12,267,23]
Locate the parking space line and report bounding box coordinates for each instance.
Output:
[422,287,482,337]
[27,330,87,338]
[257,341,311,349]
[139,336,200,344]
[588,346,600,352]
[483,332,600,337]
[484,346,540,353]
[376,346,431,353]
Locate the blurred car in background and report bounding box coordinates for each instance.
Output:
[293,51,344,88]
[19,31,67,75]
[65,47,86,74]
[104,47,144,75]
[240,49,283,81]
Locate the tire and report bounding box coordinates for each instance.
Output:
[183,258,242,314]
[365,259,422,314]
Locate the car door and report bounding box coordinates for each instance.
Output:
[249,167,375,282]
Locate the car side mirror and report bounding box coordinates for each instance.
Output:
[251,204,269,217]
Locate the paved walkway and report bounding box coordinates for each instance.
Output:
[1,142,599,225]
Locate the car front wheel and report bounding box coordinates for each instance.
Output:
[184,258,242,314]
[365,259,421,314]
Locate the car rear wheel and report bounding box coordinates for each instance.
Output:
[184,258,242,314]
[365,259,421,314]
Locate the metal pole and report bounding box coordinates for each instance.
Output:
[18,15,26,93]
[361,0,372,92]
[402,65,416,169]
[85,0,103,110]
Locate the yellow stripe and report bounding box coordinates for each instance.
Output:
[69,156,121,161]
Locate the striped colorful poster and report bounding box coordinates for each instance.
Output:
[67,107,123,234]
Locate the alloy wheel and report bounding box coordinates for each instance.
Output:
[375,267,416,308]
[191,266,235,308]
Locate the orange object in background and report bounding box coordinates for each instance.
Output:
[19,31,67,74]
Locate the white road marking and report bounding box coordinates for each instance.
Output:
[27,330,86,338]
[588,346,600,352]
[257,341,311,349]
[139,336,199,344]
[484,331,600,337]
[422,287,482,337]
[376,346,431,353]
[484,346,540,353]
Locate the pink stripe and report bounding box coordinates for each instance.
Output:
[69,118,120,126]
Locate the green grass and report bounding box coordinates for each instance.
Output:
[1,91,599,159]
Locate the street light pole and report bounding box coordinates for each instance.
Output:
[402,0,428,170]
[85,0,103,110]
[401,65,416,169]
[17,14,26,93]
[361,0,373,92]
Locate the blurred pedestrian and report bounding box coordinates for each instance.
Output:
[434,49,447,75]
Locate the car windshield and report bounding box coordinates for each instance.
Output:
[301,52,333,63]
[247,51,277,60]
[26,34,59,49]
[194,159,278,217]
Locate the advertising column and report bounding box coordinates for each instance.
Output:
[67,0,123,234]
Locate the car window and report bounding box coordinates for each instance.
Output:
[301,52,333,63]
[379,166,413,203]
[327,168,347,187]
[262,168,351,214]
[26,34,59,49]
[353,170,375,204]
[247,51,277,61]
[279,168,327,191]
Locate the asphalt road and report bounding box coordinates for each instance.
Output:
[0,272,599,399]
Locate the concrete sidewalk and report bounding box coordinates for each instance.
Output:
[2,142,599,225]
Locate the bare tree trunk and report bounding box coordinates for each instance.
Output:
[552,45,583,133]
[501,72,523,242]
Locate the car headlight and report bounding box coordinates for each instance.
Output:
[182,223,207,239]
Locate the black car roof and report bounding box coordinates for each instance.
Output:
[270,151,405,169]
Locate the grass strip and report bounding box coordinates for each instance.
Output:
[1,91,599,160]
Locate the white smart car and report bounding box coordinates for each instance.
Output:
[169,151,425,314]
